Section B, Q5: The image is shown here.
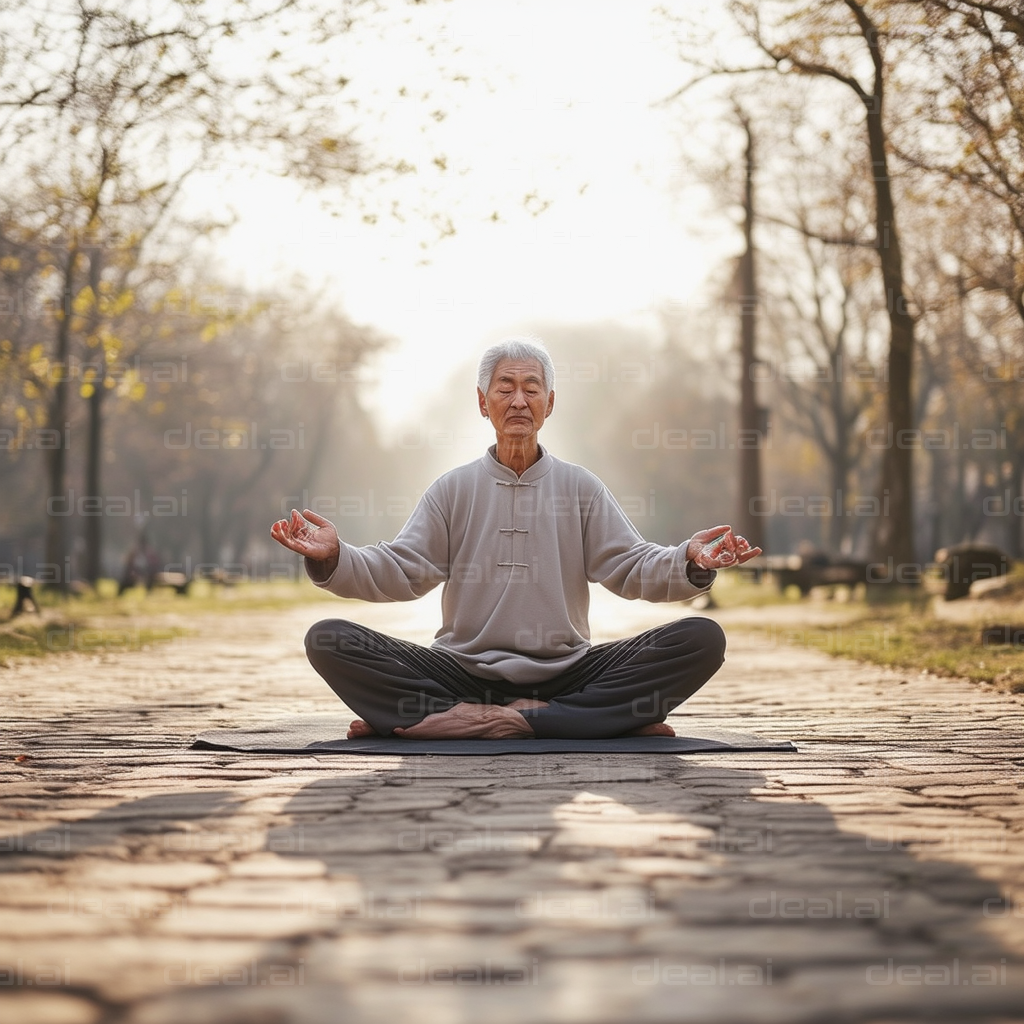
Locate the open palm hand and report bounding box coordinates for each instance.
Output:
[686,525,762,570]
[270,508,341,569]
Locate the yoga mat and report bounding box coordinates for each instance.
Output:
[191,716,797,755]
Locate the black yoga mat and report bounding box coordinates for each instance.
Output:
[191,716,797,755]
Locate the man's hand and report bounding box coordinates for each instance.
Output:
[685,525,762,570]
[270,508,341,579]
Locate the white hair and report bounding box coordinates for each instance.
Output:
[477,336,556,395]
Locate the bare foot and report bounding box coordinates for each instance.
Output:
[626,722,676,737]
[347,719,379,739]
[506,699,549,711]
[394,702,535,740]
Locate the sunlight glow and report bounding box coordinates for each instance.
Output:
[189,0,742,431]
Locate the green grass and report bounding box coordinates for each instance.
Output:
[724,597,1024,693]
[0,578,334,663]
[716,563,1024,692]
[817,611,1024,693]
[1,577,333,620]
[0,618,191,663]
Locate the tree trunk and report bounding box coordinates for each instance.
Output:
[83,248,105,584]
[828,334,848,551]
[926,444,944,557]
[736,112,765,551]
[1008,449,1024,559]
[83,378,106,582]
[42,246,78,592]
[953,446,969,543]
[857,13,917,572]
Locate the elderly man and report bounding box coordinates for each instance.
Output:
[271,337,760,740]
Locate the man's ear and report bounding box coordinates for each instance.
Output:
[545,390,555,418]
[477,387,488,418]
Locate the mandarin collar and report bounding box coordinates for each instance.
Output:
[482,443,554,483]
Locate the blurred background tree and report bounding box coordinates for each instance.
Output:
[654,0,1024,566]
[3,0,1023,591]
[0,0,389,586]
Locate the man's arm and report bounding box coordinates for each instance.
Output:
[271,497,449,602]
[581,488,710,602]
[582,488,760,602]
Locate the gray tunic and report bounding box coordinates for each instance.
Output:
[311,445,714,683]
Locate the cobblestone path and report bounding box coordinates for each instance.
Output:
[2,592,1024,1023]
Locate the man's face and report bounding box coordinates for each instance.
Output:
[478,358,555,442]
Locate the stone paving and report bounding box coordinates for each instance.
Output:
[2,590,1024,1023]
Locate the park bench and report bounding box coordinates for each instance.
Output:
[191,566,237,587]
[123,566,238,596]
[148,568,238,595]
[934,544,1012,601]
[150,572,191,595]
[751,554,871,597]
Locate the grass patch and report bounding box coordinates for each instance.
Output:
[761,607,1024,693]
[0,578,330,662]
[0,577,333,621]
[0,618,190,663]
[717,564,1024,692]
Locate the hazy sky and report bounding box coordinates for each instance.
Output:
[191,0,742,435]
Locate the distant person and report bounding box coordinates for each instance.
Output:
[271,337,760,740]
[118,531,161,595]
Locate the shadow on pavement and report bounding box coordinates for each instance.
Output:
[86,757,1024,1024]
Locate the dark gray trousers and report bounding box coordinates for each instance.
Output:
[304,616,726,739]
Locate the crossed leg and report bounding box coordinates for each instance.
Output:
[515,617,727,739]
[355,701,674,740]
[305,618,726,740]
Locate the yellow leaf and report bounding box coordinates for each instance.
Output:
[110,290,134,316]
[99,329,123,357]
[80,383,95,398]
[73,286,96,315]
